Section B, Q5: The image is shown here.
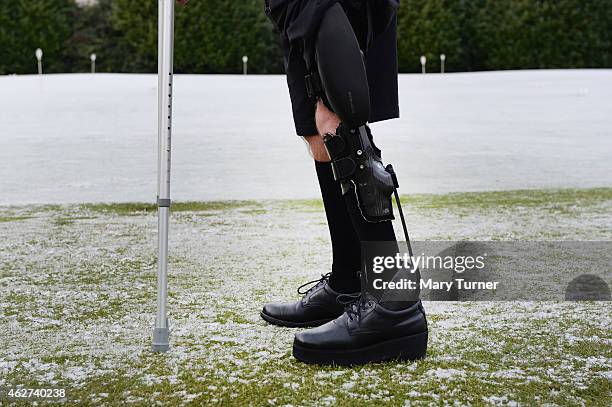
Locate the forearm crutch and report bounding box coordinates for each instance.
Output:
[152,0,174,353]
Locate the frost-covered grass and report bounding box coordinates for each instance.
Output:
[1,188,611,405]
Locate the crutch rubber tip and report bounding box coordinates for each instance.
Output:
[152,327,170,353]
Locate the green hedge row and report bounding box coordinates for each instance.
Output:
[0,0,282,75]
[1,0,610,75]
[398,0,612,73]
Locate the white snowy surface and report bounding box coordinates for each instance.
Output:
[0,70,611,205]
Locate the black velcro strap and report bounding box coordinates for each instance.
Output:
[305,71,323,98]
[323,134,347,159]
[331,157,356,181]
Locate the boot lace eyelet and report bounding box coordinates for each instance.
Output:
[338,293,374,322]
[297,273,331,296]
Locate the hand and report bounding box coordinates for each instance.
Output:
[176,0,189,6]
[315,99,341,137]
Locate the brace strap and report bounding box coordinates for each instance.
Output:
[323,132,355,181]
[331,157,356,181]
[323,132,347,157]
[305,70,323,99]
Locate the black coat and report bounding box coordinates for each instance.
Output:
[266,0,398,45]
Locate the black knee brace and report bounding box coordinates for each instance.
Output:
[323,124,395,222]
[313,3,370,129]
[304,3,396,223]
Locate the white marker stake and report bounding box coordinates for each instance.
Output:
[420,55,426,74]
[242,55,248,75]
[35,48,43,75]
[152,0,174,353]
[440,54,446,74]
[90,53,97,74]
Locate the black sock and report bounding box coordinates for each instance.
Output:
[315,161,361,293]
[343,183,416,310]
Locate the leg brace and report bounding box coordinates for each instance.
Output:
[306,3,396,222]
[323,124,395,222]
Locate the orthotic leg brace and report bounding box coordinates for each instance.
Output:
[323,124,394,222]
[303,3,414,259]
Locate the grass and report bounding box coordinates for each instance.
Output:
[3,187,608,218]
[77,200,260,215]
[270,187,612,214]
[399,187,612,210]
[0,215,32,223]
[0,187,610,406]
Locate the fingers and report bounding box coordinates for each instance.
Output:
[315,100,341,136]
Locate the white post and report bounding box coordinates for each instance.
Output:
[90,53,97,73]
[152,0,174,353]
[440,54,446,74]
[420,55,426,74]
[242,55,248,75]
[35,48,43,75]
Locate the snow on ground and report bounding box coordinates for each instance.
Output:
[0,70,611,205]
[1,189,611,405]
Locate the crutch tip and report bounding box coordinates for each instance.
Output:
[152,327,170,353]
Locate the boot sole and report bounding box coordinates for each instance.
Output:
[292,331,428,366]
[260,311,335,328]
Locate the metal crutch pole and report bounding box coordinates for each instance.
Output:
[152,0,174,353]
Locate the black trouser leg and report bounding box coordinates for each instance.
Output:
[315,161,361,293]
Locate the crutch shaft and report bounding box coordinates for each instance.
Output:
[153,0,174,353]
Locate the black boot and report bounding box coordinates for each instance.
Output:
[261,273,358,328]
[292,293,428,365]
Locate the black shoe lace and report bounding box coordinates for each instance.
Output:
[336,292,373,322]
[297,272,331,295]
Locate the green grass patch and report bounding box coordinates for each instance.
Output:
[4,187,608,218]
[282,187,612,214]
[53,217,75,226]
[1,187,610,405]
[0,215,33,222]
[77,200,261,215]
[399,187,612,210]
[214,310,251,325]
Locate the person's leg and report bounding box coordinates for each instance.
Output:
[311,102,404,307]
[304,134,361,294]
[260,41,362,327]
[260,132,361,327]
[293,98,427,366]
[292,4,427,365]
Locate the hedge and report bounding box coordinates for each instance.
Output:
[1,0,610,74]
